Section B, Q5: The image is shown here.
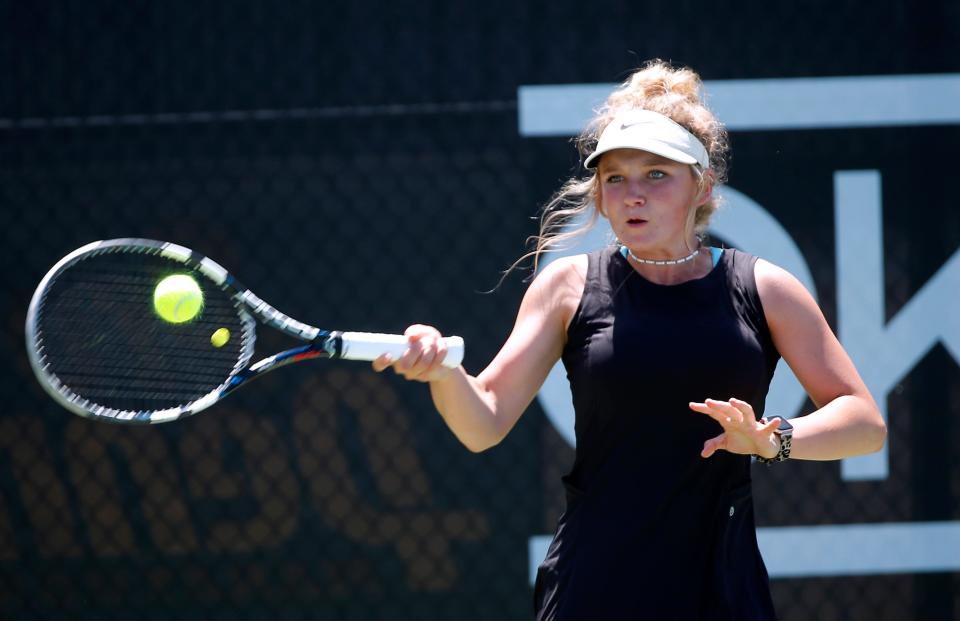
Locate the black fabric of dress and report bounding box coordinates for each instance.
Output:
[534,246,781,620]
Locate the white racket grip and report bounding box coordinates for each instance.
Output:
[339,332,465,368]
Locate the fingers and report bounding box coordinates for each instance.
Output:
[689,397,754,425]
[689,399,740,425]
[691,397,779,459]
[371,325,451,382]
[701,433,726,458]
[728,397,755,419]
[372,353,393,373]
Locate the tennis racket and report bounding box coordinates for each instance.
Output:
[25,238,464,424]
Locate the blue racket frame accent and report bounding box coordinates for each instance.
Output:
[220,337,338,397]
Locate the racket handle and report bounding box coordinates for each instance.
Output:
[339,332,465,368]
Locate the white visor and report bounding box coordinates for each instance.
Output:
[583,109,709,170]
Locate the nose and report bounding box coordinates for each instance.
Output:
[625,181,646,206]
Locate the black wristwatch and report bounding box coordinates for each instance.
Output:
[755,417,793,464]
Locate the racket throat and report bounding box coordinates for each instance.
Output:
[222,337,337,398]
[322,331,345,359]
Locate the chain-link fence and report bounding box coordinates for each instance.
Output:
[3,2,959,619]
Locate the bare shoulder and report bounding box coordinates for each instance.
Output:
[534,254,588,288]
[524,254,588,332]
[753,258,824,329]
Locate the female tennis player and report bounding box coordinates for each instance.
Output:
[374,60,886,620]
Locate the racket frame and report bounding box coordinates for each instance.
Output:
[26,238,463,424]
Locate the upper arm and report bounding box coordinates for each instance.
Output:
[475,255,586,434]
[755,259,874,409]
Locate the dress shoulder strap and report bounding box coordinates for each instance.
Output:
[565,247,620,336]
[723,249,780,369]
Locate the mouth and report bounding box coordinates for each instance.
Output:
[626,218,648,226]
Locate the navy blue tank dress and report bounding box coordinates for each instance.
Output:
[534,246,781,620]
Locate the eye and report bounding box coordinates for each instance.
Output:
[604,174,624,184]
[648,170,667,179]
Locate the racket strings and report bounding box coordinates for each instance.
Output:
[45,356,233,384]
[35,251,251,414]
[40,316,241,356]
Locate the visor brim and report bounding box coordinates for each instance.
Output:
[584,141,701,170]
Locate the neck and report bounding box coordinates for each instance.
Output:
[622,237,702,266]
[619,241,711,285]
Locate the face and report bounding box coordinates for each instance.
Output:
[596,149,709,255]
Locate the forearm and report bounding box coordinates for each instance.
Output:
[429,368,506,453]
[787,394,886,461]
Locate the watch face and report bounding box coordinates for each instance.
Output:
[776,417,794,434]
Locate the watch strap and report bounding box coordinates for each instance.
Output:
[755,417,792,464]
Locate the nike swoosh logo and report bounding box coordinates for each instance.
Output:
[620,122,649,130]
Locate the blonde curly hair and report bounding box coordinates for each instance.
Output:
[523,59,730,273]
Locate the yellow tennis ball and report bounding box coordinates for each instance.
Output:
[210,327,230,348]
[154,274,203,323]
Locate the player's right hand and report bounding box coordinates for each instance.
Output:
[372,324,456,383]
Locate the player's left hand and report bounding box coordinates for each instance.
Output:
[688,398,781,459]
